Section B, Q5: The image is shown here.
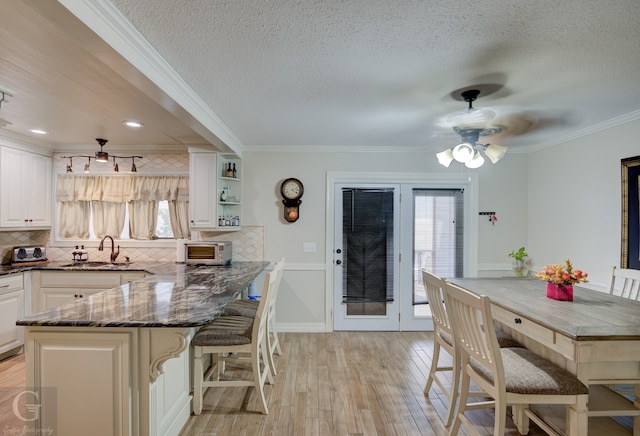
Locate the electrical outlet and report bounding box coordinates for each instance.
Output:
[303,242,316,253]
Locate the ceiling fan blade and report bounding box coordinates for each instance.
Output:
[488,109,578,140]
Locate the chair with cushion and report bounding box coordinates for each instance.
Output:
[443,281,589,436]
[422,269,520,427]
[223,257,285,376]
[190,264,280,415]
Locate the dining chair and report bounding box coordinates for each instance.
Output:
[587,266,640,424]
[443,281,589,436]
[190,264,280,415]
[222,257,285,377]
[608,265,640,300]
[422,269,520,427]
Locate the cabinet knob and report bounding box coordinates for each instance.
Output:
[514,318,522,324]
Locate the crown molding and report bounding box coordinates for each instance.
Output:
[516,109,640,153]
[245,110,640,154]
[244,144,434,153]
[0,130,55,156]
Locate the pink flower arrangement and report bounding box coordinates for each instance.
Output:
[535,259,589,286]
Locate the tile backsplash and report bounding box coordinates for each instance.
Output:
[0,230,49,264]
[1,226,265,265]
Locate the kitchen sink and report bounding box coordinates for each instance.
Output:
[61,261,132,268]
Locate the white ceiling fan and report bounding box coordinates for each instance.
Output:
[436,89,507,168]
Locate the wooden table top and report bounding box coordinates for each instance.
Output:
[447,277,640,341]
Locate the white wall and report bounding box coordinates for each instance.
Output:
[242,148,530,331]
[528,118,640,291]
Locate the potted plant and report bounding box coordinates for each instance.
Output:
[508,247,529,278]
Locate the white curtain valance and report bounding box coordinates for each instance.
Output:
[56,175,189,203]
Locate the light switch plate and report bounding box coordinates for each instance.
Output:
[303,242,316,253]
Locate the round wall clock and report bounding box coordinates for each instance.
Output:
[280,178,303,222]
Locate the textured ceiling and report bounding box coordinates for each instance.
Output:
[107,0,640,151]
[1,0,639,154]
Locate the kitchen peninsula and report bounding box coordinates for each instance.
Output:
[15,261,269,436]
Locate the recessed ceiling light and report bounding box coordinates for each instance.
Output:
[29,129,47,135]
[123,120,144,128]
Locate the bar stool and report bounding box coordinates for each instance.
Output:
[190,264,281,415]
[223,257,285,376]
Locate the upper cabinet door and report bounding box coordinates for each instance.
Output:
[189,151,218,229]
[0,146,52,229]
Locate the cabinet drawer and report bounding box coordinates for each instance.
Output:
[0,274,23,293]
[40,271,121,288]
[493,304,554,344]
[492,304,575,360]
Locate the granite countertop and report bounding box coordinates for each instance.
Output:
[15,261,269,328]
[0,260,179,276]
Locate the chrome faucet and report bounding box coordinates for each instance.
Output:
[98,235,120,263]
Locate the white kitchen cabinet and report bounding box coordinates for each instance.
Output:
[0,146,52,228]
[31,271,146,312]
[24,325,192,436]
[25,328,135,435]
[0,274,25,358]
[189,150,218,229]
[188,149,243,231]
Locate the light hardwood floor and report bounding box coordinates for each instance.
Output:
[180,331,551,436]
[0,332,631,435]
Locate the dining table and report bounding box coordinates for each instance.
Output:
[448,277,640,435]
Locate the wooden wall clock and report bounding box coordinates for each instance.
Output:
[280,178,303,222]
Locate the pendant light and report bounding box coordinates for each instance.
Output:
[61,138,143,173]
[95,138,109,162]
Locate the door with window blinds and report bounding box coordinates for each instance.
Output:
[400,188,464,331]
[333,185,400,331]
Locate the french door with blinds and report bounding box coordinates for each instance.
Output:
[399,186,464,331]
[333,181,467,331]
[333,185,401,331]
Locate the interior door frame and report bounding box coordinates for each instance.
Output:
[325,171,479,332]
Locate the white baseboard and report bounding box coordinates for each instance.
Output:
[275,322,328,333]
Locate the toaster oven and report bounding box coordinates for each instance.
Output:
[12,245,47,265]
[185,241,232,265]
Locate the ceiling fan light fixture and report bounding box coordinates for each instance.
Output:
[483,143,508,164]
[436,149,454,167]
[465,151,485,169]
[452,142,475,163]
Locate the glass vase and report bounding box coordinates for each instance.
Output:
[546,282,573,301]
[512,258,529,278]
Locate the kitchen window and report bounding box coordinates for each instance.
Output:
[87,200,174,239]
[55,174,189,241]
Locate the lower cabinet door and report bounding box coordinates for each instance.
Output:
[0,289,24,354]
[25,329,134,436]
